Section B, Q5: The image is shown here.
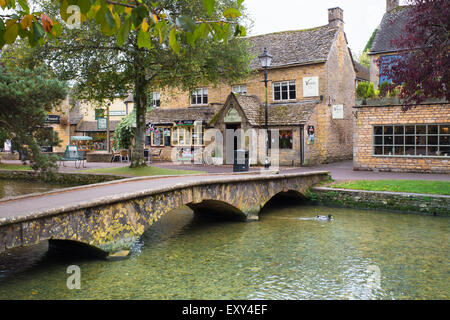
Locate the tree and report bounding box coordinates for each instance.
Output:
[29,0,251,167]
[378,0,449,110]
[0,64,67,172]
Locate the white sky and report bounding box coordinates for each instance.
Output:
[244,0,409,56]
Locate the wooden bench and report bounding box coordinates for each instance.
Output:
[59,145,86,168]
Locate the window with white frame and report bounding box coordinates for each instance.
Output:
[373,124,450,157]
[191,88,208,106]
[232,85,247,95]
[151,92,161,108]
[273,81,296,101]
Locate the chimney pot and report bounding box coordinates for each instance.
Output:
[328,7,344,29]
[386,0,400,12]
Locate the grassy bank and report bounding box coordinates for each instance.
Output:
[0,163,32,171]
[330,180,450,196]
[82,165,205,177]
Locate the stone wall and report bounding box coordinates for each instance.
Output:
[310,187,450,216]
[353,103,450,173]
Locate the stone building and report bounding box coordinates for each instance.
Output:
[145,7,357,166]
[353,0,450,173]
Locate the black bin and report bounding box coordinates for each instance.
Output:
[233,149,249,172]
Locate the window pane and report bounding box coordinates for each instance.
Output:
[440,146,449,156]
[394,126,404,134]
[374,136,383,145]
[405,136,415,145]
[384,146,393,155]
[439,135,449,146]
[374,146,383,155]
[394,146,404,155]
[405,146,415,155]
[384,126,393,134]
[394,136,404,145]
[203,95,208,104]
[191,95,196,105]
[428,125,438,134]
[416,125,426,134]
[427,136,438,145]
[405,126,415,134]
[439,125,450,134]
[427,147,439,156]
[374,126,383,135]
[384,136,393,145]
[416,146,426,156]
[274,91,281,101]
[289,82,296,99]
[282,89,288,100]
[416,136,426,146]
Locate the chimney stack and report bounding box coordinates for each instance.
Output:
[386,0,399,12]
[328,7,344,29]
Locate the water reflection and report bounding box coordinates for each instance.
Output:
[0,204,448,300]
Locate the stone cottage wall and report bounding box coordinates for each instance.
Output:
[353,103,450,173]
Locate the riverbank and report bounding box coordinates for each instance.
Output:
[308,186,450,216]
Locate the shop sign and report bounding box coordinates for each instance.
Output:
[303,77,319,97]
[224,107,242,123]
[45,115,61,124]
[110,110,127,116]
[175,120,195,126]
[332,105,344,119]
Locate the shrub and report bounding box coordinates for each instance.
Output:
[356,82,369,99]
[379,81,389,97]
[367,82,375,98]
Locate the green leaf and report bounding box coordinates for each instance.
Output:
[0,19,5,31]
[202,0,215,16]
[105,9,115,29]
[17,0,29,13]
[77,0,91,14]
[32,21,44,41]
[137,29,151,49]
[4,23,19,44]
[237,0,244,7]
[223,8,241,18]
[176,15,195,33]
[169,28,180,54]
[117,18,131,46]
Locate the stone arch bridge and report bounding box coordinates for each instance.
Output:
[0,171,329,259]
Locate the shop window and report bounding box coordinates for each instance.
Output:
[273,81,296,101]
[151,127,172,146]
[191,88,208,106]
[373,124,450,157]
[171,126,204,147]
[268,130,293,149]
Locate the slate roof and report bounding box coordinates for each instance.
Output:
[354,61,370,81]
[247,25,339,69]
[75,120,121,132]
[146,105,221,125]
[234,94,317,126]
[369,6,412,54]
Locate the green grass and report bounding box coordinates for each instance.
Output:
[82,165,206,177]
[0,163,32,171]
[330,180,450,196]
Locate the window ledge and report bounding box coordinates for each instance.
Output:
[372,155,449,159]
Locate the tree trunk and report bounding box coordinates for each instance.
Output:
[130,51,148,168]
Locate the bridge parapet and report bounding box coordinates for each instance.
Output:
[0,171,330,259]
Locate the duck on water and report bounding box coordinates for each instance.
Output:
[299,215,334,221]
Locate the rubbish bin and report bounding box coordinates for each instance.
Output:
[233,149,249,172]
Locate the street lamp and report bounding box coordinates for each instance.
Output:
[258,47,273,169]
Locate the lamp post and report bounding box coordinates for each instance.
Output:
[258,47,273,169]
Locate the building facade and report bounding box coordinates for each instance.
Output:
[354,0,450,173]
[144,7,357,166]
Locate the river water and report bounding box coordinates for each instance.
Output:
[0,202,448,300]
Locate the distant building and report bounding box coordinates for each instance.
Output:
[353,0,449,173]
